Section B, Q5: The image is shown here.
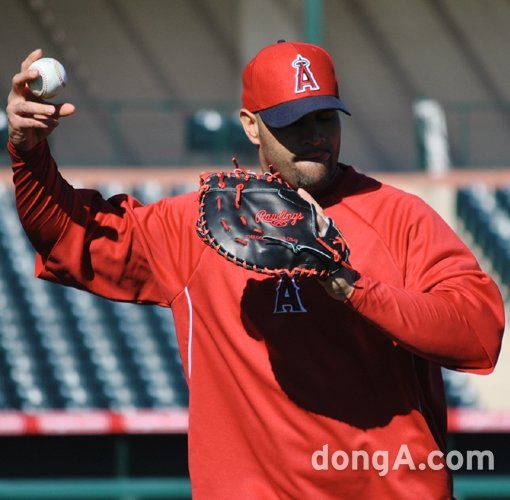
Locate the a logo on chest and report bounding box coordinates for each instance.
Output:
[273,277,307,314]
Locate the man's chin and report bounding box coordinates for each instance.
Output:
[292,161,339,193]
[294,158,332,173]
[295,171,334,193]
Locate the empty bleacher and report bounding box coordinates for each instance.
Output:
[1,0,509,170]
[456,184,510,297]
[0,183,188,412]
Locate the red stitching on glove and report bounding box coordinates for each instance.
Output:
[332,235,347,252]
[221,219,230,232]
[317,238,341,262]
[218,172,226,188]
[235,183,244,208]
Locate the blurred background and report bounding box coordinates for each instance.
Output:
[0,0,509,498]
[0,0,509,170]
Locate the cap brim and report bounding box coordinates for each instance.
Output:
[259,95,351,128]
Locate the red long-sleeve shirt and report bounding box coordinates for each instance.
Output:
[10,140,505,499]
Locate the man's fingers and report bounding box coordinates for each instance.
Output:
[11,115,52,130]
[297,188,325,216]
[8,100,75,142]
[8,100,75,123]
[11,69,38,95]
[11,100,55,117]
[297,187,329,235]
[10,49,43,97]
[21,48,43,72]
[54,102,76,118]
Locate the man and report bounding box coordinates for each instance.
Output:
[6,41,505,499]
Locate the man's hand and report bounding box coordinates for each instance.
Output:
[6,49,75,151]
[298,188,358,301]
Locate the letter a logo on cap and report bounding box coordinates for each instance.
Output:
[292,54,320,94]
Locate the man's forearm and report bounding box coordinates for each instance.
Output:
[10,139,76,259]
[348,274,504,373]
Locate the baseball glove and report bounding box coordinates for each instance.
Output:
[196,168,351,278]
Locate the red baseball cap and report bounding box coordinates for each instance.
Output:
[242,40,350,128]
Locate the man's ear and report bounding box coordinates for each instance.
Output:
[239,109,260,145]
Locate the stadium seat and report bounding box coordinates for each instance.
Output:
[495,186,510,215]
[457,185,510,292]
[0,184,188,411]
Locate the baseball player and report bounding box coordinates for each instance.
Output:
[6,42,504,499]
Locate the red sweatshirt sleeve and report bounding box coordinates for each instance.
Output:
[10,140,75,258]
[346,187,505,374]
[9,140,186,305]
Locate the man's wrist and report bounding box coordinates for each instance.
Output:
[8,139,47,160]
[320,267,360,302]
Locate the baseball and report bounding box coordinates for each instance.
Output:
[28,57,67,99]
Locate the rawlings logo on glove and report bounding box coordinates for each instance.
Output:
[196,167,352,278]
[255,210,304,227]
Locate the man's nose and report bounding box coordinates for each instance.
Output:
[300,119,326,145]
[303,133,325,146]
